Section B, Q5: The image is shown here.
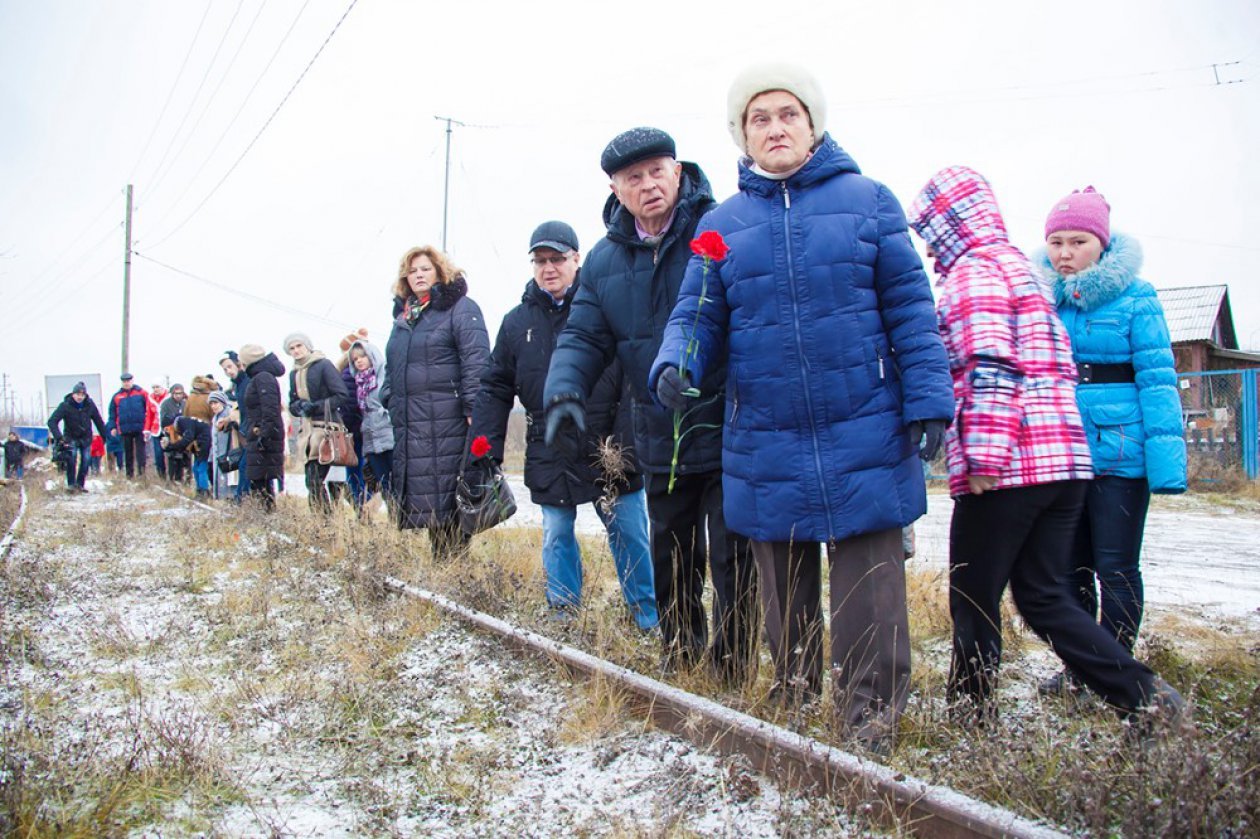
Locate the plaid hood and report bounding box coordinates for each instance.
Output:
[908,166,1009,272]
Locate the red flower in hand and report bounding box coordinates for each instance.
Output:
[690,231,729,261]
[470,435,492,459]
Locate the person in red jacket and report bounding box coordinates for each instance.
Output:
[89,434,105,474]
[108,373,155,478]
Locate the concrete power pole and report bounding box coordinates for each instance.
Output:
[434,116,464,251]
[121,184,133,374]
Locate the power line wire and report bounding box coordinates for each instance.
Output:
[145,0,249,196]
[146,0,276,216]
[132,251,357,328]
[127,0,215,183]
[142,0,359,252]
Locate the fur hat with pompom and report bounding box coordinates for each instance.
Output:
[339,327,369,354]
[727,62,827,153]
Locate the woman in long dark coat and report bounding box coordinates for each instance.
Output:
[383,245,490,559]
[238,344,287,512]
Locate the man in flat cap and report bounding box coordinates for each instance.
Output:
[544,128,757,684]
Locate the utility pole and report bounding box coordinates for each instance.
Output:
[434,116,464,251]
[121,184,134,374]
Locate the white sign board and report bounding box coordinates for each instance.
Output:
[45,374,105,415]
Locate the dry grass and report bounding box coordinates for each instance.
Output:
[6,473,1259,835]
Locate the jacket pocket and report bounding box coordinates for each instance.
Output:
[1086,401,1144,471]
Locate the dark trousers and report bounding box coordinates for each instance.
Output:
[121,432,146,478]
[250,478,275,512]
[305,460,333,513]
[429,519,471,561]
[1069,476,1150,652]
[645,470,758,681]
[949,480,1155,714]
[753,527,910,738]
[66,440,91,488]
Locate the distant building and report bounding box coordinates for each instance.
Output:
[1158,286,1260,449]
[1158,285,1260,373]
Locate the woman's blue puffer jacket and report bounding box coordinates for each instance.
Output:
[650,136,954,543]
[1042,233,1187,493]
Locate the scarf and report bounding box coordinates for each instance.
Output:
[354,366,376,411]
[403,293,430,326]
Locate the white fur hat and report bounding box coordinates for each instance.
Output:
[727,62,827,153]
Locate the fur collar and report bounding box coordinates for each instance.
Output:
[428,273,469,312]
[1040,233,1143,311]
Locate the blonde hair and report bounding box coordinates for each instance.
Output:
[394,245,463,300]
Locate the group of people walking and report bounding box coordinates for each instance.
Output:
[41,62,1190,751]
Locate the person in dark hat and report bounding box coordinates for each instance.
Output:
[469,221,657,629]
[108,372,153,479]
[219,349,251,502]
[48,381,108,492]
[544,128,758,685]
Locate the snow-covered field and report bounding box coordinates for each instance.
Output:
[0,482,864,836]
[493,475,1260,629]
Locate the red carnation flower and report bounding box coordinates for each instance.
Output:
[470,435,492,458]
[690,231,729,261]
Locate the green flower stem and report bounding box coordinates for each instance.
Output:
[668,255,712,493]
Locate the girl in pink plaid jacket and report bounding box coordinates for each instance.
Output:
[908,166,1183,729]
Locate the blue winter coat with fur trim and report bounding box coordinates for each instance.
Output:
[649,136,953,542]
[1040,234,1186,492]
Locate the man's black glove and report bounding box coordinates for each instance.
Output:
[544,397,586,461]
[290,398,313,417]
[655,366,696,413]
[908,420,947,461]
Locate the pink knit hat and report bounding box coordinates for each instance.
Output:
[1045,186,1110,247]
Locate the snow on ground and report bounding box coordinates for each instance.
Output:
[494,475,1260,629]
[1,482,863,836]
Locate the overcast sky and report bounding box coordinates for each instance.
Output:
[2,0,1257,419]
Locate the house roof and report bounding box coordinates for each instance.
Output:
[1156,285,1237,348]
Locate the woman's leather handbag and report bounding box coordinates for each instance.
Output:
[456,463,517,535]
[315,419,358,467]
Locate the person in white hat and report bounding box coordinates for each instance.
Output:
[650,63,953,754]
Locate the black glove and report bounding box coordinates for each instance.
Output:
[656,366,695,413]
[544,397,586,461]
[908,420,947,461]
[290,398,313,417]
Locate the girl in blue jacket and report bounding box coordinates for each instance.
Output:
[1038,188,1187,694]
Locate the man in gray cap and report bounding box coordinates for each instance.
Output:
[544,128,758,684]
[470,221,657,630]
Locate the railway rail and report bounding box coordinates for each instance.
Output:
[145,484,1063,837]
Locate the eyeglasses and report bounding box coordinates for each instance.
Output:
[531,255,569,267]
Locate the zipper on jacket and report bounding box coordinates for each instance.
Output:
[781,182,834,535]
[526,328,532,343]
[878,355,886,379]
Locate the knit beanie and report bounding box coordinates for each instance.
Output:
[238,344,266,368]
[283,332,314,355]
[1044,186,1111,248]
[208,391,229,407]
[727,62,827,153]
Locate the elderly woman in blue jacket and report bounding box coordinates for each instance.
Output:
[1038,188,1187,696]
[650,64,953,752]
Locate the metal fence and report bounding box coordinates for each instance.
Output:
[1179,368,1259,481]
